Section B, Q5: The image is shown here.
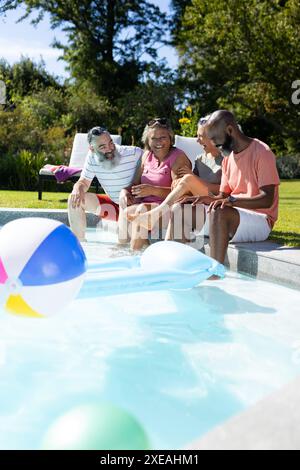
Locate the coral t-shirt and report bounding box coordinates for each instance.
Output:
[220,139,280,228]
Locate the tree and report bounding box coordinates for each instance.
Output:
[174,0,300,152]
[170,0,193,42]
[0,0,169,99]
[0,56,61,106]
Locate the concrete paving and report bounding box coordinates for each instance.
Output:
[187,375,300,450]
[205,240,300,290]
[0,207,98,227]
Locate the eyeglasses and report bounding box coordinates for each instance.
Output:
[148,118,169,127]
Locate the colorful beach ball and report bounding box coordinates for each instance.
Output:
[0,218,87,318]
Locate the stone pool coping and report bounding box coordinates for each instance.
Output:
[186,375,300,450]
[1,208,299,290]
[1,207,300,450]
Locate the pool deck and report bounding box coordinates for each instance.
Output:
[1,208,300,450]
[187,375,300,450]
[1,208,299,290]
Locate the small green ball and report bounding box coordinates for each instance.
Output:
[41,403,150,450]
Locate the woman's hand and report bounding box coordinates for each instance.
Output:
[131,184,154,198]
[119,189,137,209]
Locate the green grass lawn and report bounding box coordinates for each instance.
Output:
[0,180,299,246]
[269,180,300,247]
[0,190,69,210]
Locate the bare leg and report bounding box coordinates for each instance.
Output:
[165,202,206,244]
[128,174,212,230]
[209,207,240,264]
[129,203,161,250]
[118,206,133,244]
[68,193,101,241]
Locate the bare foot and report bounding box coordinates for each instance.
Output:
[208,275,221,281]
[127,210,159,230]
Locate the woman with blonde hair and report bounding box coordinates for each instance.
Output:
[118,118,191,250]
[128,115,223,244]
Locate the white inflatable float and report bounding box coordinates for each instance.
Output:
[87,241,225,295]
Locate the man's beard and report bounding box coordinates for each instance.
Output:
[220,134,235,156]
[94,149,121,169]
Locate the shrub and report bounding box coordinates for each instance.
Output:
[0,151,48,190]
[276,155,300,179]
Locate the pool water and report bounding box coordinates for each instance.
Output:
[0,227,300,449]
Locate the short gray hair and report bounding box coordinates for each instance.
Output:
[87,126,109,145]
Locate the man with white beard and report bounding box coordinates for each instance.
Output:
[68,126,142,241]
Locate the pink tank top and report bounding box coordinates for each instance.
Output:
[140,147,182,204]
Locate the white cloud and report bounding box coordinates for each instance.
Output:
[0,37,60,61]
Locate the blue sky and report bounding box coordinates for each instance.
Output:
[0,0,178,79]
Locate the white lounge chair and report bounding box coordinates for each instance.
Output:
[174,135,203,167]
[38,133,122,200]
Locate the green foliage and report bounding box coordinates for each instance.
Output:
[0,56,61,104]
[0,86,67,162]
[1,0,300,194]
[178,106,198,137]
[276,155,300,179]
[170,0,193,41]
[20,87,66,128]
[116,72,181,145]
[0,151,47,190]
[61,83,115,133]
[175,0,300,153]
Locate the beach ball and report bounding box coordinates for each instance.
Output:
[0,218,87,318]
[41,403,151,450]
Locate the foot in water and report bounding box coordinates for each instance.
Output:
[127,208,160,230]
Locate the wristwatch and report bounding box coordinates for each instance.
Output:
[228,195,237,204]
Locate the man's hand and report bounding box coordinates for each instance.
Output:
[208,197,233,212]
[131,184,154,198]
[177,195,213,206]
[119,189,137,209]
[70,184,86,209]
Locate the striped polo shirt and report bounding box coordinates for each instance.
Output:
[81,145,142,203]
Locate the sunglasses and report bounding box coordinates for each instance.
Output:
[90,126,107,136]
[198,117,208,125]
[148,118,169,127]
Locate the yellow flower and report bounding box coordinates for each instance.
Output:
[179,117,191,124]
[185,106,192,115]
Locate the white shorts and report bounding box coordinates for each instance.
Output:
[201,206,271,243]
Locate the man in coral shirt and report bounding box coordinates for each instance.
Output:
[186,110,280,268]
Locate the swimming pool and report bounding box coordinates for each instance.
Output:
[0,226,300,449]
